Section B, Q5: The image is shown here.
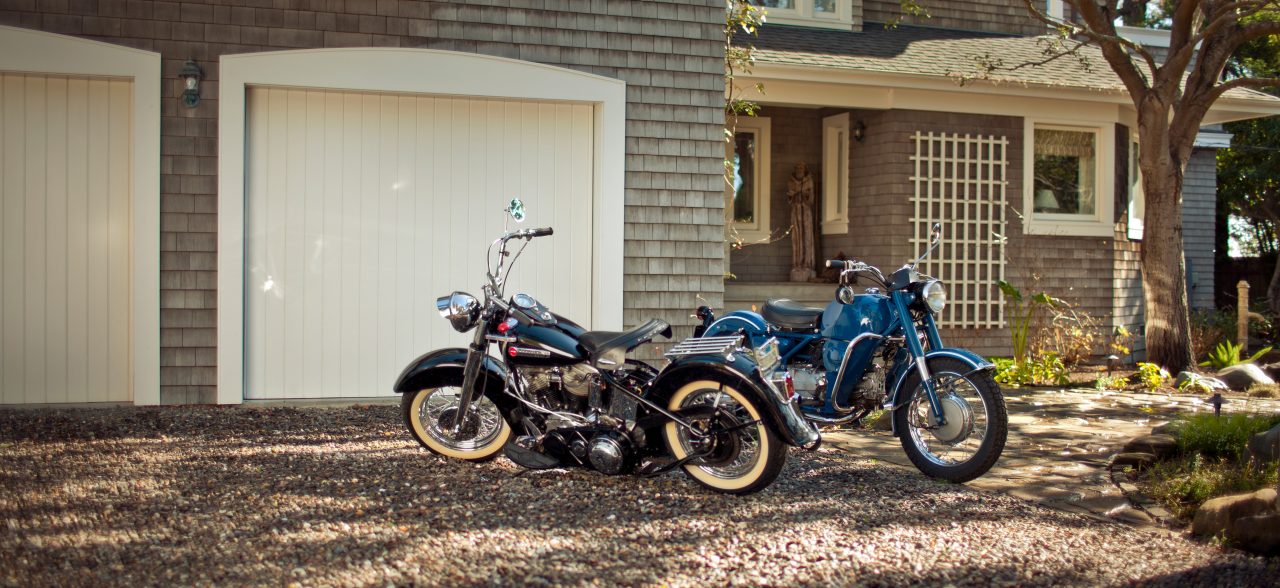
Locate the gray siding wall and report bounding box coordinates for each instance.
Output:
[2,0,726,403]
[1184,148,1217,310]
[862,0,1047,35]
[736,108,1142,358]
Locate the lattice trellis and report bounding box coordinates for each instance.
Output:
[909,132,1007,329]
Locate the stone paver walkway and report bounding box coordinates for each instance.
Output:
[825,388,1280,531]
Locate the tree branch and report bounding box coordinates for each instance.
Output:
[1208,75,1280,102]
[1064,0,1154,98]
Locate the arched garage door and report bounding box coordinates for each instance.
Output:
[0,26,159,405]
[243,87,594,399]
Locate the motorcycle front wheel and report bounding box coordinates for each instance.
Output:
[662,379,785,495]
[893,358,1007,483]
[402,383,512,461]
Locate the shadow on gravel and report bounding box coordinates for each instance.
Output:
[2,405,1275,587]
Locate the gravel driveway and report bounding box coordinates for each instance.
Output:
[1,406,1276,587]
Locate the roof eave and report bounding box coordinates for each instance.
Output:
[749,61,1280,121]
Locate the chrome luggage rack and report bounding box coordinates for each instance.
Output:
[664,335,743,359]
[664,335,782,374]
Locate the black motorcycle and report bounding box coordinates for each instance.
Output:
[393,199,820,494]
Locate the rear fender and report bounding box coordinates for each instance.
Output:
[650,354,820,448]
[701,311,769,339]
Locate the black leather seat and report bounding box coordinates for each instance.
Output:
[762,298,823,331]
[579,318,672,369]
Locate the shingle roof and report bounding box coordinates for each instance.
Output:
[746,23,1278,102]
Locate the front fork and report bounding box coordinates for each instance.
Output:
[450,317,490,433]
[892,293,947,426]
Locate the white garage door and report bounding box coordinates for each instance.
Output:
[0,73,133,404]
[244,87,594,399]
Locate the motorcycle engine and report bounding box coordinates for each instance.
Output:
[522,364,597,428]
[788,363,826,406]
[850,361,887,410]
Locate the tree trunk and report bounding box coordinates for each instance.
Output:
[1269,252,1280,316]
[1139,159,1196,373]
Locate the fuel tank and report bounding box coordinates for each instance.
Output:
[503,312,587,366]
[819,292,891,373]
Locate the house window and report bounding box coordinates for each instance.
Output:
[750,0,854,30]
[727,117,772,241]
[1033,128,1097,216]
[1023,121,1115,236]
[821,113,849,234]
[1128,140,1144,240]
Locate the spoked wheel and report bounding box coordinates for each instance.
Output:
[402,384,511,461]
[662,380,785,495]
[893,358,1007,483]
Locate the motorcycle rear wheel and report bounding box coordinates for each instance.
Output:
[893,358,1007,483]
[402,384,511,461]
[662,380,785,495]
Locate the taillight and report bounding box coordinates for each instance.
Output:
[784,372,796,398]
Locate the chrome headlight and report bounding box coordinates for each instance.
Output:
[922,280,947,314]
[436,292,480,332]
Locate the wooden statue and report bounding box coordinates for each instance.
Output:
[787,162,816,282]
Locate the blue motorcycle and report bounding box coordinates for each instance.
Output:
[696,225,1006,482]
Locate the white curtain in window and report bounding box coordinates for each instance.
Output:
[1035,129,1095,158]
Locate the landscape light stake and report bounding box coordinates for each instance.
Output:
[1208,392,1224,417]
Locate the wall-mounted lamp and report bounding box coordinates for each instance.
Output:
[178,59,202,108]
[852,119,866,142]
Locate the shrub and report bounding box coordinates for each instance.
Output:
[1095,373,1128,391]
[996,280,1058,364]
[1199,341,1273,370]
[1190,309,1235,362]
[1037,304,1099,366]
[1175,412,1280,461]
[1135,362,1168,390]
[1138,454,1278,519]
[993,354,1069,387]
[1110,325,1135,359]
[1177,372,1221,394]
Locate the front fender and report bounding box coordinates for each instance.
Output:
[701,311,769,338]
[651,354,820,448]
[887,348,995,435]
[392,348,509,394]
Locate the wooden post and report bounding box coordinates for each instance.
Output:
[1238,280,1250,352]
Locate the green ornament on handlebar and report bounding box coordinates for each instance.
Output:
[507,197,526,223]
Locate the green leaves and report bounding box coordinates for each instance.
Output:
[1199,341,1274,370]
[996,279,1021,303]
[996,280,1058,364]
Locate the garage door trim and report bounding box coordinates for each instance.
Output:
[217,48,625,405]
[0,26,161,405]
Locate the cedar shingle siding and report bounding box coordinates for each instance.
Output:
[739,107,1219,357]
[1,0,726,404]
[863,0,1045,36]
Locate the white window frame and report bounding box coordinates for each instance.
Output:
[1047,0,1065,22]
[1023,119,1116,237]
[726,116,772,241]
[821,113,849,234]
[754,0,854,30]
[1128,136,1144,240]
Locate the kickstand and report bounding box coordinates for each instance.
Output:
[637,449,712,478]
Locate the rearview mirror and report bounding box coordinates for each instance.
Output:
[507,197,526,223]
[931,222,942,244]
